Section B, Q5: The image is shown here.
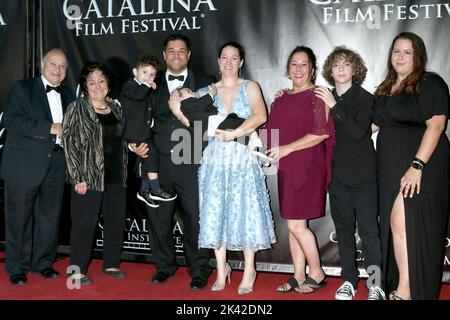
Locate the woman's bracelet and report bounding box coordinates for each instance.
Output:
[413,157,426,167]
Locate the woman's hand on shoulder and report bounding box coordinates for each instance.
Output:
[314,86,336,109]
[273,88,289,100]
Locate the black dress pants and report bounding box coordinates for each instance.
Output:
[69,184,126,274]
[4,150,65,276]
[329,178,382,289]
[146,155,211,280]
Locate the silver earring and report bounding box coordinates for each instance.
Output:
[238,67,242,77]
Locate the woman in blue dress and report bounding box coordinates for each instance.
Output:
[198,42,276,294]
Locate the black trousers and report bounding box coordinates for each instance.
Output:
[329,178,382,289]
[136,139,158,174]
[146,154,211,280]
[4,150,65,276]
[69,184,126,274]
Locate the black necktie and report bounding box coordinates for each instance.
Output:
[46,85,61,93]
[168,74,185,82]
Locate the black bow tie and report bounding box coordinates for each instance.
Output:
[168,74,185,82]
[46,85,61,93]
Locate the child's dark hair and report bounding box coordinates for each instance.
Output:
[135,54,160,70]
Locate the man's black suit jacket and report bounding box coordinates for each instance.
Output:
[152,70,215,164]
[1,77,74,186]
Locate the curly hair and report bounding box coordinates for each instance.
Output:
[322,47,367,86]
[374,32,427,98]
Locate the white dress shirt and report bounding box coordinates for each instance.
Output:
[165,69,188,94]
[41,75,63,145]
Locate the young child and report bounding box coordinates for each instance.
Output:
[120,54,177,208]
[170,87,271,166]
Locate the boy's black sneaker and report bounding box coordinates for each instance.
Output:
[137,190,159,208]
[149,188,177,201]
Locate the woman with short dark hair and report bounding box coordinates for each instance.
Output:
[63,62,128,285]
[266,46,335,294]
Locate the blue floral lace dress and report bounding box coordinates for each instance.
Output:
[198,80,276,251]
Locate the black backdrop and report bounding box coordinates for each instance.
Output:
[1,0,449,281]
[0,0,28,243]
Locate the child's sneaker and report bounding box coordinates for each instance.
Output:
[136,190,159,208]
[368,286,386,300]
[149,188,177,201]
[335,281,356,300]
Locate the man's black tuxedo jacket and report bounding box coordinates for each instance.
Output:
[152,70,215,162]
[1,77,74,186]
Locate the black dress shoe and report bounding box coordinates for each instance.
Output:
[32,267,60,279]
[10,274,27,286]
[151,271,170,283]
[80,275,92,286]
[190,277,207,290]
[103,269,126,279]
[68,274,92,286]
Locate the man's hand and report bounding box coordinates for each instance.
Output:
[51,123,63,138]
[169,90,190,127]
[131,142,149,158]
[178,114,190,127]
[169,90,182,115]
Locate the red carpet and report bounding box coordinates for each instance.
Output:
[0,252,449,300]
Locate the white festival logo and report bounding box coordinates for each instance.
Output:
[309,0,450,29]
[63,0,218,36]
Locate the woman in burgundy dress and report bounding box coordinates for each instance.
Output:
[266,46,335,294]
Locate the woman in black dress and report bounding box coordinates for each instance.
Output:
[373,32,449,300]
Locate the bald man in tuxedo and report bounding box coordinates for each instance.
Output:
[1,49,75,285]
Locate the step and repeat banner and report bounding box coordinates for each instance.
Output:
[0,0,449,281]
[0,1,28,243]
